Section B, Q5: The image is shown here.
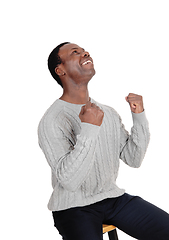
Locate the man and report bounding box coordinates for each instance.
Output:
[38,42,169,240]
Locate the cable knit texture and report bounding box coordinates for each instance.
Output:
[38,98,150,211]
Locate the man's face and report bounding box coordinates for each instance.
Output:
[57,43,95,85]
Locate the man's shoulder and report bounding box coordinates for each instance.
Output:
[42,99,64,115]
[39,99,81,130]
[39,99,66,126]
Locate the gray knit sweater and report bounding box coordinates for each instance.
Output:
[38,98,150,211]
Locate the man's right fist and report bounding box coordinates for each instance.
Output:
[79,101,104,126]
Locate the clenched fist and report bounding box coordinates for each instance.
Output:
[79,101,104,126]
[125,93,144,114]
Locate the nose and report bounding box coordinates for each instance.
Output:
[82,50,90,58]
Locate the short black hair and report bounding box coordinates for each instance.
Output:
[48,42,70,87]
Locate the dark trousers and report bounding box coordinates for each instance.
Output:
[52,193,169,240]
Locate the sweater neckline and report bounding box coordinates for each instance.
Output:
[57,98,93,107]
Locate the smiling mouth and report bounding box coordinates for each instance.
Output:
[81,60,93,66]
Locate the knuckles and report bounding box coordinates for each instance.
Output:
[79,103,104,126]
[127,93,143,102]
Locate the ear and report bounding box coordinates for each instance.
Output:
[55,66,65,76]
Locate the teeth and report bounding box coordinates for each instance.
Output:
[82,60,92,65]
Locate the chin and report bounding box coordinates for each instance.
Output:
[88,70,95,82]
[90,68,96,77]
[92,69,96,78]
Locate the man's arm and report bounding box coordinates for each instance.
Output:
[38,102,104,192]
[120,93,150,167]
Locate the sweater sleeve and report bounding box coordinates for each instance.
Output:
[119,111,150,168]
[38,120,100,192]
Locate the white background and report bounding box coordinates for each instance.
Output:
[1,0,169,239]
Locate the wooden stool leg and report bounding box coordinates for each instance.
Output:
[108,229,119,240]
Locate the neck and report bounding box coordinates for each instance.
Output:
[60,85,90,104]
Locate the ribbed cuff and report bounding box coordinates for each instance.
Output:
[132,110,148,125]
[80,122,100,139]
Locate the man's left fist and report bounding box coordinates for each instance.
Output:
[125,93,144,114]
